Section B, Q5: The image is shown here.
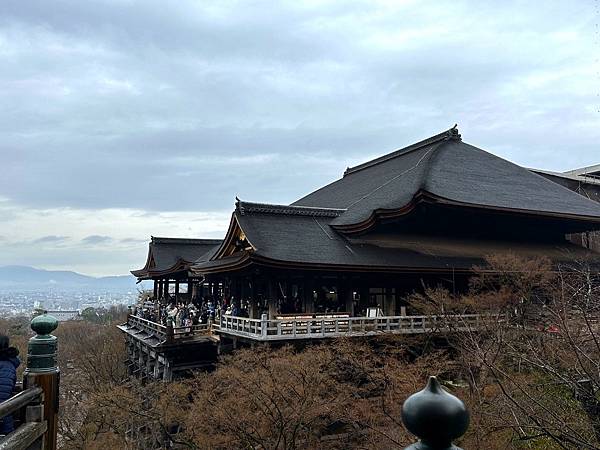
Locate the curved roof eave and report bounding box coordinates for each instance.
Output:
[331,189,600,234]
[192,251,476,275]
[131,258,193,280]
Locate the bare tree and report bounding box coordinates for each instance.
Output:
[410,254,600,449]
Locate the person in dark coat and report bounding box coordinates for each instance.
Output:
[0,335,20,435]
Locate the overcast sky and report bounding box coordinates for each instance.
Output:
[1,0,599,276]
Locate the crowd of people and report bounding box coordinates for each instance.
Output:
[132,296,251,328]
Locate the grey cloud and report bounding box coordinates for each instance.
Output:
[33,235,69,244]
[81,235,112,245]
[119,238,147,244]
[0,0,598,217]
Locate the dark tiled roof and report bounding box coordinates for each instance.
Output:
[293,127,600,228]
[190,205,599,273]
[236,205,353,265]
[131,236,222,279]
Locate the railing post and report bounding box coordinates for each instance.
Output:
[401,376,469,450]
[23,314,60,450]
[165,322,174,343]
[261,313,268,339]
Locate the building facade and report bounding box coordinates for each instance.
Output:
[121,127,600,379]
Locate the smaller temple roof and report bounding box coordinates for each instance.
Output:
[564,163,600,179]
[530,168,600,187]
[131,236,222,279]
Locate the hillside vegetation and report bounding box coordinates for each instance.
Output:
[1,256,599,449]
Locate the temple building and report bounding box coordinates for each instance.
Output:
[131,237,222,302]
[532,164,600,251]
[120,126,600,380]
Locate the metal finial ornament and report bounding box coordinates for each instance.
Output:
[401,376,470,450]
[27,314,59,373]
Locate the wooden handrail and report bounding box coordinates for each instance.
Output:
[0,387,43,420]
[129,315,167,331]
[0,422,48,450]
[218,314,485,341]
[128,315,211,340]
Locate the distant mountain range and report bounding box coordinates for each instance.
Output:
[0,265,141,291]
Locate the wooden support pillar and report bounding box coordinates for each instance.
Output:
[154,356,161,379]
[304,277,315,313]
[191,281,198,301]
[249,300,257,319]
[240,277,247,305]
[342,285,354,316]
[267,278,278,319]
[384,288,396,316]
[360,285,369,316]
[248,277,257,318]
[163,360,172,382]
[153,279,158,299]
[147,350,153,378]
[175,280,180,298]
[138,342,144,375]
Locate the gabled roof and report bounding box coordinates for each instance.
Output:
[131,236,222,279]
[190,200,599,274]
[293,127,600,231]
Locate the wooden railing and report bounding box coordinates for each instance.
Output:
[218,313,483,341]
[127,315,210,342]
[0,313,60,450]
[128,313,484,342]
[220,316,263,337]
[0,387,46,450]
[128,315,168,336]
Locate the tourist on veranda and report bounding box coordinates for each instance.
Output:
[0,335,20,436]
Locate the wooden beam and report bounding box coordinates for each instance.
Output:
[0,387,42,419]
[0,422,47,450]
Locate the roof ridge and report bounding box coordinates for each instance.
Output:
[343,125,461,176]
[151,237,222,244]
[340,140,445,213]
[237,200,346,217]
[418,139,456,192]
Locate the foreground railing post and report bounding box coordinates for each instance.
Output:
[401,376,469,450]
[23,314,60,450]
